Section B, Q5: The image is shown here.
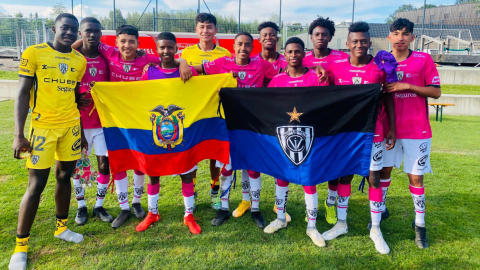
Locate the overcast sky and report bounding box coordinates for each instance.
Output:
[0,0,458,24]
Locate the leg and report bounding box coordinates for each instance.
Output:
[322,175,352,241]
[136,176,160,232]
[368,170,390,254]
[264,179,289,234]
[233,170,252,218]
[131,170,145,219]
[111,171,131,228]
[325,178,339,225]
[209,159,220,192]
[92,155,113,222]
[181,173,201,234]
[211,166,232,226]
[304,185,325,247]
[72,160,87,225]
[248,171,265,229]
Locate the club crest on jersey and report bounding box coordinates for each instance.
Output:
[397,71,404,81]
[89,67,97,77]
[59,63,68,75]
[202,59,210,64]
[123,64,132,73]
[238,71,247,80]
[150,104,185,150]
[30,155,40,165]
[352,76,362,85]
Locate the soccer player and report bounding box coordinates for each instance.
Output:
[9,13,86,270]
[187,32,279,228]
[255,21,287,76]
[381,18,441,249]
[264,37,325,248]
[305,16,349,225]
[180,13,232,210]
[320,22,395,254]
[73,17,113,226]
[136,32,201,234]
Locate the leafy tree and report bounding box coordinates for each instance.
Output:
[455,0,480,3]
[51,3,67,18]
[385,4,415,23]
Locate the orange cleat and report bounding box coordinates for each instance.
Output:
[184,214,202,234]
[136,212,160,232]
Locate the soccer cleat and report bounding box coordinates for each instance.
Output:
[75,206,88,226]
[132,203,146,219]
[273,204,291,222]
[9,252,27,270]
[324,200,337,225]
[264,218,287,234]
[251,211,266,229]
[93,207,114,223]
[412,222,429,249]
[211,209,230,226]
[322,222,348,241]
[232,200,251,218]
[367,207,390,230]
[54,229,84,243]
[210,189,221,211]
[306,227,326,247]
[111,209,131,228]
[136,212,161,232]
[184,214,202,234]
[370,229,390,254]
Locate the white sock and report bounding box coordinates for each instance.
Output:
[148,193,159,215]
[220,174,232,211]
[305,192,318,228]
[370,200,383,226]
[275,183,289,220]
[250,175,261,212]
[337,196,350,222]
[94,182,109,208]
[132,172,145,204]
[326,188,337,206]
[73,178,86,208]
[241,170,250,201]
[184,195,194,217]
[54,229,84,243]
[381,178,391,207]
[115,176,130,210]
[410,185,426,227]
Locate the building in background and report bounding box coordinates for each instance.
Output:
[397,3,480,26]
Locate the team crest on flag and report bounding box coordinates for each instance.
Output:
[277,126,314,166]
[89,67,97,77]
[59,63,68,75]
[150,104,185,150]
[123,64,132,73]
[397,71,404,81]
[238,71,247,80]
[352,76,362,85]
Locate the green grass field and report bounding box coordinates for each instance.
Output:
[0,71,18,80]
[0,100,479,269]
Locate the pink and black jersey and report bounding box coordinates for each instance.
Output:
[303,49,349,85]
[141,65,198,80]
[331,57,386,143]
[268,68,320,88]
[203,56,278,88]
[253,52,288,71]
[390,51,440,139]
[79,54,109,129]
[98,43,160,82]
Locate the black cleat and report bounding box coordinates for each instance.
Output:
[93,207,114,223]
[367,207,390,230]
[132,203,146,219]
[251,211,266,229]
[75,207,88,226]
[412,222,429,249]
[111,210,131,228]
[211,209,230,226]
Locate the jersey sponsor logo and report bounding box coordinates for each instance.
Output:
[19,68,30,73]
[418,155,428,166]
[57,86,75,92]
[42,64,57,70]
[55,56,70,60]
[21,58,29,66]
[72,138,82,151]
[44,78,77,85]
[70,67,76,72]
[396,71,404,81]
[419,142,428,153]
[89,67,97,77]
[59,63,68,75]
[432,76,440,84]
[352,76,362,85]
[30,155,40,165]
[374,142,382,148]
[150,104,185,150]
[394,92,417,99]
[72,125,80,136]
[123,64,132,73]
[277,125,314,166]
[238,71,247,80]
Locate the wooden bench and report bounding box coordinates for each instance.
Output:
[429,103,455,122]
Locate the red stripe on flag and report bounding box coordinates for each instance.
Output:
[108,139,230,176]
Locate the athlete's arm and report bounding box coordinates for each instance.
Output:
[385,83,441,99]
[383,92,396,150]
[13,77,33,158]
[311,65,328,83]
[71,39,83,50]
[176,58,193,83]
[190,64,205,75]
[76,83,91,110]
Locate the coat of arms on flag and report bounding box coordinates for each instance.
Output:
[150,104,185,150]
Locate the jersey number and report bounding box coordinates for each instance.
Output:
[31,135,46,151]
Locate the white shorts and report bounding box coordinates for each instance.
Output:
[172,165,198,176]
[383,138,432,175]
[370,141,385,171]
[84,128,108,156]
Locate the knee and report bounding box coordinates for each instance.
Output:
[181,173,193,184]
[26,181,47,197]
[98,162,109,175]
[380,167,393,179]
[339,175,353,185]
[247,170,260,179]
[409,175,424,187]
[55,170,73,183]
[368,171,381,189]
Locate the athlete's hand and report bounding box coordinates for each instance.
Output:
[385,130,396,150]
[78,92,91,110]
[385,82,410,93]
[314,65,328,83]
[231,71,239,79]
[89,81,96,89]
[136,49,146,58]
[13,136,32,159]
[179,61,192,83]
[81,134,88,151]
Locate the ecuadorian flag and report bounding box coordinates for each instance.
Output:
[219,84,381,186]
[91,74,236,176]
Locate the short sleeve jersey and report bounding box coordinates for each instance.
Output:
[18,43,86,128]
[141,65,198,80]
[203,56,277,88]
[79,53,110,129]
[181,44,231,66]
[253,52,288,71]
[98,43,160,82]
[331,57,387,143]
[303,49,349,85]
[391,51,440,139]
[268,68,320,88]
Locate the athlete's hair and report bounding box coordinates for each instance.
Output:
[390,18,414,33]
[195,13,217,27]
[285,37,305,50]
[157,32,177,43]
[55,13,78,24]
[257,21,280,34]
[116,25,139,38]
[80,17,101,28]
[235,31,254,43]
[348,21,370,34]
[308,17,335,36]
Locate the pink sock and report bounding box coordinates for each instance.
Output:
[369,187,384,226]
[147,183,160,214]
[327,181,338,206]
[97,172,110,184]
[182,181,195,197]
[114,171,127,180]
[303,185,316,194]
[276,179,289,187]
[410,185,426,227]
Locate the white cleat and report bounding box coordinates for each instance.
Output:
[322,222,348,241]
[54,229,84,243]
[9,252,27,270]
[370,230,390,254]
[306,227,326,247]
[263,219,287,234]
